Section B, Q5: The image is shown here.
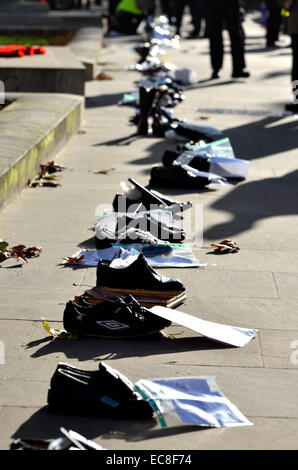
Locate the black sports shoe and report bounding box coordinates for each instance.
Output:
[63,295,171,338]
[149,164,212,189]
[47,362,153,419]
[96,253,185,293]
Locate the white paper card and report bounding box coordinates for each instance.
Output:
[149,306,258,347]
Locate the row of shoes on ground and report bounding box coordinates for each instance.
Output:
[129,32,241,190]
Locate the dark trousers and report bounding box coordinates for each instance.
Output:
[266,5,281,45]
[109,0,120,14]
[174,0,202,35]
[204,0,246,74]
[160,0,174,20]
[291,34,298,84]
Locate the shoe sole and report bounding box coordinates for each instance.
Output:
[82,328,164,339]
[100,286,185,297]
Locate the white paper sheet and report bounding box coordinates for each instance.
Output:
[149,306,258,347]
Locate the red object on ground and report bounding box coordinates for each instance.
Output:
[0,46,47,58]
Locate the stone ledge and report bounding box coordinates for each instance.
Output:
[0,93,83,212]
[69,27,103,81]
[0,47,86,95]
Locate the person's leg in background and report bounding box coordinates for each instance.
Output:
[204,0,224,78]
[285,34,298,110]
[187,0,202,38]
[265,0,282,47]
[224,0,249,78]
[160,0,173,22]
[173,0,188,36]
[109,0,120,14]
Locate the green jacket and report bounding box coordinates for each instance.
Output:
[116,0,143,15]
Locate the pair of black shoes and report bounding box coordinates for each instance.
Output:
[47,362,153,419]
[149,164,213,189]
[63,293,172,339]
[96,253,185,293]
[113,177,192,213]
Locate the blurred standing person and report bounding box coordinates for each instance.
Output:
[160,0,175,24]
[204,0,250,79]
[284,0,298,111]
[264,0,282,46]
[174,0,203,38]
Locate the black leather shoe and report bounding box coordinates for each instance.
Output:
[211,70,221,79]
[137,86,157,135]
[47,362,154,419]
[112,177,191,213]
[149,164,212,189]
[231,70,250,79]
[285,103,298,113]
[63,295,171,338]
[96,253,185,292]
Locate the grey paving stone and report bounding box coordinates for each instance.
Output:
[273,272,298,298]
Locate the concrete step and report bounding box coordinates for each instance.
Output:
[69,27,103,81]
[0,47,86,96]
[0,9,103,30]
[0,93,83,212]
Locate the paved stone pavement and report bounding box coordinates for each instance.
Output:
[1,13,298,450]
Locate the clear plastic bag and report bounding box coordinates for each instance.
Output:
[134,376,253,428]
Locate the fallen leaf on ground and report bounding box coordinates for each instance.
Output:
[211,239,240,253]
[62,255,84,265]
[94,168,116,175]
[42,320,78,340]
[39,161,66,174]
[0,242,42,264]
[96,72,114,80]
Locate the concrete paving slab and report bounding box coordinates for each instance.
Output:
[273,272,298,298]
[259,329,298,369]
[0,318,263,384]
[194,249,298,273]
[182,296,298,331]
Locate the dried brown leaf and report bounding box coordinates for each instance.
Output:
[62,255,84,264]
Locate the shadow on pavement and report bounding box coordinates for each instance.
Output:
[28,335,232,362]
[86,93,124,109]
[204,169,298,240]
[11,406,206,444]
[225,116,298,160]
